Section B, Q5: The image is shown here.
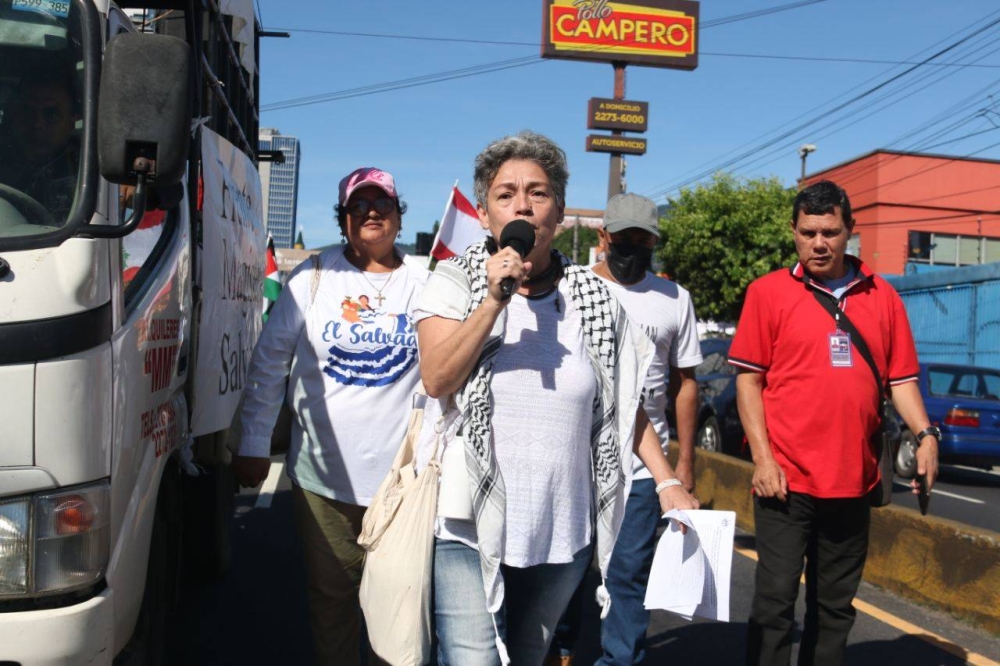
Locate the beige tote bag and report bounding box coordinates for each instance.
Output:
[358,391,442,666]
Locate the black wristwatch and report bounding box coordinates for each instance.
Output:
[915,426,941,445]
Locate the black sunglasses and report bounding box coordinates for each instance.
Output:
[347,197,395,217]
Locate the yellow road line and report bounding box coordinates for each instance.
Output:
[734,546,999,666]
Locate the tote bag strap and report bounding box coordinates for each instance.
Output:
[308,253,322,309]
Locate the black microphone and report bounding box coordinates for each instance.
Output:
[498,220,536,301]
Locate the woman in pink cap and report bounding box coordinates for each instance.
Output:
[234,167,428,665]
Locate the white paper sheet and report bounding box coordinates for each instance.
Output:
[643,509,736,622]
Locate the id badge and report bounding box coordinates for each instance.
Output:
[829,330,853,368]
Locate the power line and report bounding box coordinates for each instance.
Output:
[815,102,1000,191]
[262,56,542,111]
[840,137,1000,201]
[263,0,832,113]
[261,0,837,112]
[642,11,1000,199]
[640,8,1000,197]
[908,181,1000,206]
[853,209,999,229]
[263,26,1000,69]
[793,43,1000,196]
[701,0,827,27]
[727,35,1000,182]
[815,78,1000,189]
[263,0,828,44]
[702,52,1000,69]
[655,19,1000,196]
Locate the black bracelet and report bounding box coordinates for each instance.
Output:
[915,426,941,444]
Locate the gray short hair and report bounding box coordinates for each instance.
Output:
[473,130,569,209]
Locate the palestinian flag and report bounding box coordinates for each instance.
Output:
[263,236,281,322]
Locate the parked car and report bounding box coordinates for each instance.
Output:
[685,338,902,467]
[692,338,747,457]
[894,362,1000,477]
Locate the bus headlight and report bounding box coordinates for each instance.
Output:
[0,497,30,595]
[0,481,110,598]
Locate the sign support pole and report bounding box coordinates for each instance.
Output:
[607,61,627,200]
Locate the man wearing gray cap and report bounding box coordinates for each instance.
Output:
[549,193,703,665]
[594,193,703,665]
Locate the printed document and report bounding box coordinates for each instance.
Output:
[644,509,736,621]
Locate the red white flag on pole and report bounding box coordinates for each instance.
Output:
[431,185,486,261]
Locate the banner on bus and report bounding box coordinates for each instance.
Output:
[191,127,266,436]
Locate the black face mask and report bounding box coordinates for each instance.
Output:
[607,242,653,284]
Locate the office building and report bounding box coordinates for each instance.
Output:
[259,128,301,249]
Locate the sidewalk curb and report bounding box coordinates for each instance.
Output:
[681,446,1000,635]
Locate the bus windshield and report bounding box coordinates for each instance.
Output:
[0,0,84,242]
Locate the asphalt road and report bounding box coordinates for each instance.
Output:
[891,464,1000,533]
[168,459,1000,665]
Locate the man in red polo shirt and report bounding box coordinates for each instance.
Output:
[729,180,940,666]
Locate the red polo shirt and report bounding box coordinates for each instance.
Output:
[728,258,919,498]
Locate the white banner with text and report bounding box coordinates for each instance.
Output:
[191,127,266,436]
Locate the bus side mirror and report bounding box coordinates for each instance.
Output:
[97,32,190,187]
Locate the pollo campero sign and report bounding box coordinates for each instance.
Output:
[542,0,699,69]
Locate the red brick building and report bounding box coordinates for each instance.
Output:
[804,150,1000,275]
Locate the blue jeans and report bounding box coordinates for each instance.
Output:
[596,478,662,666]
[434,538,592,666]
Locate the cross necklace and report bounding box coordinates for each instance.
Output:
[359,259,399,307]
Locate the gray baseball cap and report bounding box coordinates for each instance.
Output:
[603,193,661,238]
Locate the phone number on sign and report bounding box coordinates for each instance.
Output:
[594,112,645,124]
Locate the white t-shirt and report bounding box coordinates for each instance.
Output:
[491,286,596,566]
[239,247,429,506]
[414,280,597,567]
[593,269,703,480]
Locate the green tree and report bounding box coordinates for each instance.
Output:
[658,173,797,323]
[552,226,599,264]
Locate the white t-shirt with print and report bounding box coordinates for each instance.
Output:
[239,247,429,506]
[594,270,703,480]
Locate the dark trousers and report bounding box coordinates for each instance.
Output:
[746,493,871,666]
[291,485,386,666]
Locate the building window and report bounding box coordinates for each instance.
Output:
[909,231,1000,266]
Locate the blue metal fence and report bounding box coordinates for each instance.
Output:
[886,263,1000,369]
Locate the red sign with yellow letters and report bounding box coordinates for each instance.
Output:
[541,0,699,69]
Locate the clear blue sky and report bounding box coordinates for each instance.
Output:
[255,0,1000,249]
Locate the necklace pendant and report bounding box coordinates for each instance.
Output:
[375,292,386,307]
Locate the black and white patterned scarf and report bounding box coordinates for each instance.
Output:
[448,239,651,616]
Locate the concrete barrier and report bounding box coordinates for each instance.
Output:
[678,446,1000,635]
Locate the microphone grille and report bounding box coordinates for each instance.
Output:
[499,220,536,258]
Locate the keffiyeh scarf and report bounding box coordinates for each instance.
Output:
[448,239,651,616]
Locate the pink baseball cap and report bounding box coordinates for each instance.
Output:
[338,167,398,206]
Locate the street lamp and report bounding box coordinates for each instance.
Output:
[798,144,817,185]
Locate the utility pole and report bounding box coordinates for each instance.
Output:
[572,216,579,264]
[607,62,627,200]
[798,144,816,188]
